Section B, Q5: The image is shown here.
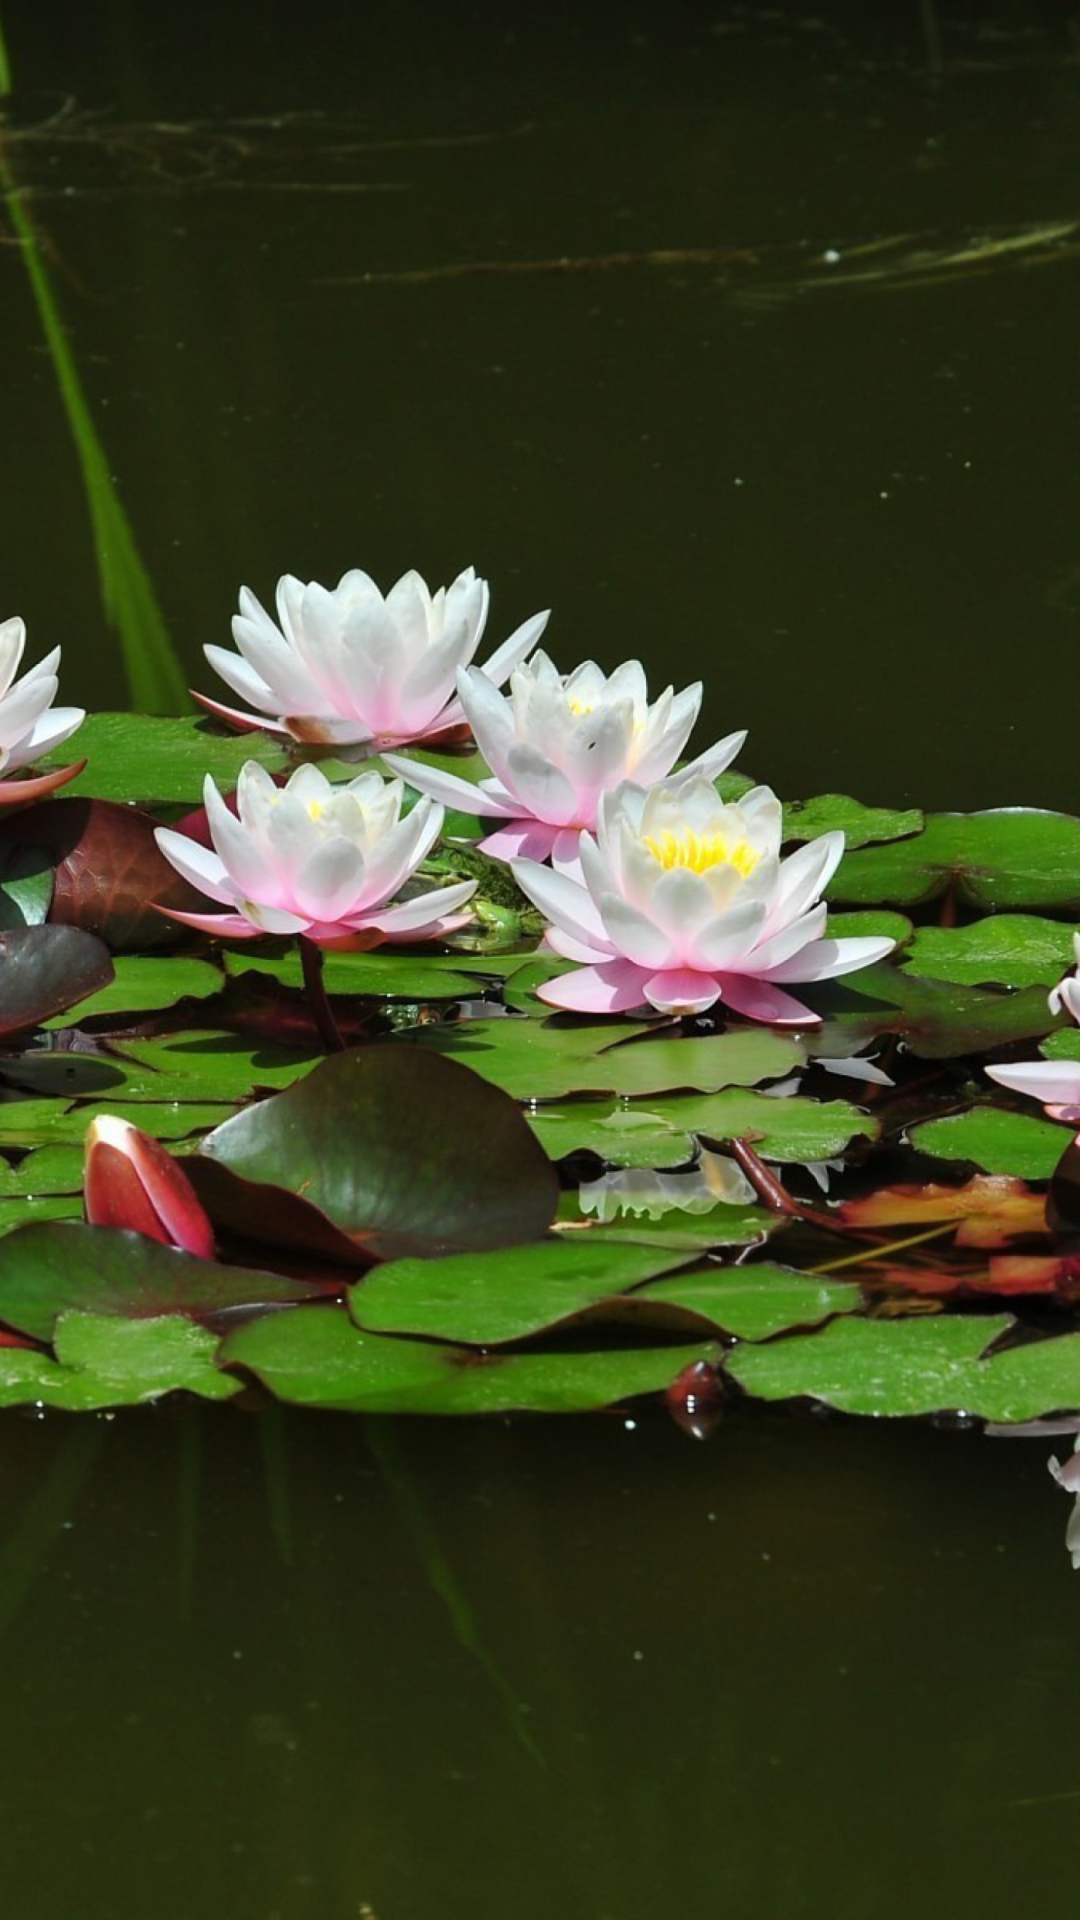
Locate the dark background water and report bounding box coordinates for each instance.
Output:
[4,0,1080,807]
[2,4,1080,1916]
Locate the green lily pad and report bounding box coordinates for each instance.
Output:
[99,1032,320,1104]
[633,1262,861,1339]
[724,1312,1080,1421]
[413,1018,804,1100]
[0,1146,83,1196]
[903,917,1079,990]
[783,794,923,849]
[44,954,224,1024]
[909,1106,1069,1180]
[825,910,914,948]
[40,713,293,807]
[219,1301,720,1414]
[0,1220,334,1342]
[530,1089,875,1168]
[350,1239,699,1345]
[814,962,1060,1058]
[0,1310,240,1409]
[199,1045,558,1259]
[833,810,1080,911]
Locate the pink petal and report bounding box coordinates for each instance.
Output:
[641,968,723,1016]
[537,959,651,1014]
[0,759,86,805]
[479,820,561,863]
[714,973,819,1025]
[191,690,289,735]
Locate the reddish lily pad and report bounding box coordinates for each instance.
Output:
[0,925,114,1038]
[0,798,209,950]
[198,1044,559,1259]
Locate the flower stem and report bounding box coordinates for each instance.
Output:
[727,1136,837,1231]
[299,936,346,1053]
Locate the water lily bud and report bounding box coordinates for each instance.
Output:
[83,1115,216,1259]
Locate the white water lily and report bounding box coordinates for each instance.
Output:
[985,933,1080,1114]
[511,776,894,1024]
[154,761,476,950]
[198,566,548,751]
[0,615,85,799]
[385,650,745,866]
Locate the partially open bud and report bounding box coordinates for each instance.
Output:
[83,1115,216,1259]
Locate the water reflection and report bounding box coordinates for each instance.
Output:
[0,1404,1072,1918]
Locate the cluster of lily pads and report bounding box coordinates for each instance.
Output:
[4,563,1080,1555]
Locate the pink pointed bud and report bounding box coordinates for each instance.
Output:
[83,1115,216,1259]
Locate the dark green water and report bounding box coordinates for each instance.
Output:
[2,4,1080,1914]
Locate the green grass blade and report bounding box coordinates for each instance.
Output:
[0,37,187,711]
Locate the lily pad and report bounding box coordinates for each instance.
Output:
[783,794,923,849]
[39,713,293,807]
[199,1045,558,1259]
[0,926,114,1038]
[814,962,1060,1057]
[219,1302,720,1414]
[833,810,1080,911]
[414,1018,805,1100]
[910,1106,1069,1180]
[633,1262,861,1340]
[350,1239,700,1345]
[0,1311,240,1409]
[0,1220,334,1341]
[44,953,224,1024]
[724,1312,1080,1422]
[902,916,1079,990]
[529,1089,876,1168]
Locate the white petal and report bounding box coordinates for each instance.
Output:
[511,858,612,953]
[986,1061,1080,1103]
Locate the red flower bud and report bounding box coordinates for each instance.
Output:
[83,1115,215,1259]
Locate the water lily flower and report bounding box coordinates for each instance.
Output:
[985,934,1080,1115]
[511,776,894,1023]
[0,615,85,802]
[197,566,548,751]
[384,651,746,866]
[154,760,476,949]
[84,1115,216,1259]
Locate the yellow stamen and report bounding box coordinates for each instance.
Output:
[643,827,760,878]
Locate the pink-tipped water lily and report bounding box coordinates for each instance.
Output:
[197,566,548,751]
[154,760,476,949]
[985,934,1080,1116]
[511,776,894,1024]
[384,650,746,866]
[0,616,85,802]
[84,1114,216,1259]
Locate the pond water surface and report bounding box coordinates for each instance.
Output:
[2,4,1080,1915]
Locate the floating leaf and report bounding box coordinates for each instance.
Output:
[414,1017,803,1100]
[0,925,113,1038]
[0,1311,240,1409]
[902,916,1079,990]
[815,962,1059,1057]
[40,714,292,807]
[725,1313,1080,1422]
[351,1240,698,1345]
[632,1263,860,1339]
[0,1221,333,1342]
[44,953,224,1024]
[839,1174,1046,1247]
[783,794,923,849]
[219,1302,720,1414]
[529,1089,876,1168]
[833,810,1080,911]
[199,1046,558,1259]
[910,1107,1069,1180]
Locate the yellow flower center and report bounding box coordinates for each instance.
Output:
[643,827,760,878]
[567,695,595,717]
